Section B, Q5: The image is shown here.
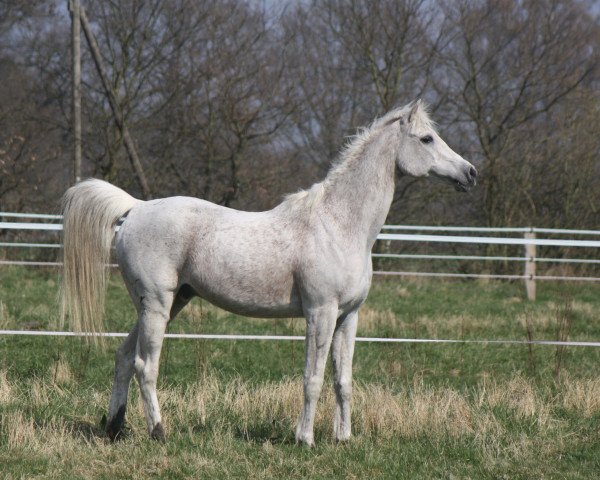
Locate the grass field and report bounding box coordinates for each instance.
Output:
[1,266,600,478]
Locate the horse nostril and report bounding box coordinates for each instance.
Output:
[468,166,477,184]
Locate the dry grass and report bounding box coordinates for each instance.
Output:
[0,369,12,404]
[518,310,553,330]
[0,374,562,446]
[2,373,582,445]
[476,375,552,430]
[2,369,600,477]
[561,376,600,417]
[49,359,74,385]
[0,300,13,329]
[354,381,490,439]
[570,300,595,316]
[4,411,37,449]
[358,305,510,338]
[356,305,406,333]
[30,378,50,407]
[415,314,493,337]
[358,300,595,340]
[0,369,597,479]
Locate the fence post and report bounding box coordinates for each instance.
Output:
[69,0,82,184]
[524,230,536,300]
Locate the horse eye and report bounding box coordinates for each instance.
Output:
[420,135,433,144]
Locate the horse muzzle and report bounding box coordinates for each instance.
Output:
[454,165,477,192]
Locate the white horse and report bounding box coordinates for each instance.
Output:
[61,100,476,446]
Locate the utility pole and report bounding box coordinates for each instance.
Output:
[69,0,82,184]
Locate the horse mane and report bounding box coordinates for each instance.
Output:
[282,101,435,210]
[280,182,326,213]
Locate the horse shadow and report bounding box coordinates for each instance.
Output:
[179,420,295,445]
[65,415,131,443]
[233,421,296,445]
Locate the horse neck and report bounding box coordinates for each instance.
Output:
[321,131,397,250]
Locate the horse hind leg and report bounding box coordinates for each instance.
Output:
[133,297,172,441]
[106,323,139,441]
[134,286,193,441]
[106,282,191,442]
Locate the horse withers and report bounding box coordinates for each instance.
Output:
[60,100,476,446]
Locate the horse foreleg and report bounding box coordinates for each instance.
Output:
[332,309,358,442]
[134,303,170,441]
[106,323,139,441]
[295,304,337,447]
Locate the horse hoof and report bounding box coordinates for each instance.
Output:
[106,407,127,442]
[335,434,352,444]
[295,433,315,448]
[151,423,166,443]
[107,426,126,442]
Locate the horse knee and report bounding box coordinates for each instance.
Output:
[305,376,323,399]
[133,355,144,374]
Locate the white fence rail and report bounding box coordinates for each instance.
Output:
[2,329,600,348]
[2,212,600,300]
[1,212,599,346]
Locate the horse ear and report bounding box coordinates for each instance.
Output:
[407,100,420,124]
[384,99,420,127]
[385,115,405,126]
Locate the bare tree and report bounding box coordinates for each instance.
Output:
[0,1,67,212]
[75,0,186,195]
[436,0,599,228]
[146,1,295,207]
[0,0,597,238]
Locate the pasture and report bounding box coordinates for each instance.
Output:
[1,266,600,478]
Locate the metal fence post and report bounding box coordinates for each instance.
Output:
[524,230,536,300]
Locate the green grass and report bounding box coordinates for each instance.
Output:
[1,266,600,478]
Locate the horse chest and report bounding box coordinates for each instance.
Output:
[300,250,371,312]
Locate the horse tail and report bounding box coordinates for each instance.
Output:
[60,179,141,344]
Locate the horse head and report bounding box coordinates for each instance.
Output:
[384,100,477,191]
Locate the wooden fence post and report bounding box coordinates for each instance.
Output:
[69,0,82,184]
[524,231,536,301]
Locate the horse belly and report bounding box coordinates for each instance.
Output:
[186,253,303,318]
[189,275,303,318]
